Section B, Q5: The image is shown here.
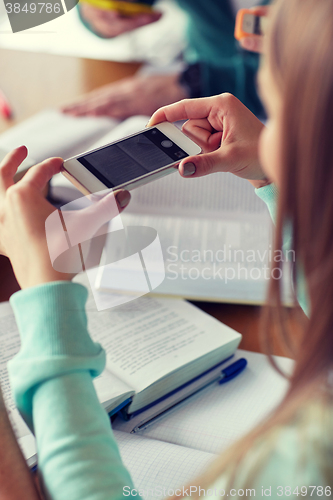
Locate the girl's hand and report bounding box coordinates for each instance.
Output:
[0,147,130,290]
[148,93,269,188]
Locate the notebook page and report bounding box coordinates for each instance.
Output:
[114,349,293,455]
[114,430,216,500]
[85,293,240,395]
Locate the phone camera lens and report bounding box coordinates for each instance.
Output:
[161,140,173,148]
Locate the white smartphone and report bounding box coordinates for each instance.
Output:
[62,122,201,195]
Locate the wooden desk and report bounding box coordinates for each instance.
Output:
[0,49,293,358]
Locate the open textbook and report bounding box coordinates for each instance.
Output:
[0,292,292,495]
[0,287,241,462]
[0,110,292,304]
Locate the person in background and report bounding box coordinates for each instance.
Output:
[62,0,270,119]
[1,0,333,498]
[239,5,268,53]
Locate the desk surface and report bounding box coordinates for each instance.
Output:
[0,49,294,358]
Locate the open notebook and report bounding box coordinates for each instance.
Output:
[0,110,292,305]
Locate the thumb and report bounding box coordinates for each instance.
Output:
[85,189,131,224]
[61,190,130,248]
[179,148,230,178]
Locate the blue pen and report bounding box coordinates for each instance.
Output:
[219,358,247,384]
[131,357,248,433]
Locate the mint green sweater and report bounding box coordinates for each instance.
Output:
[8,185,326,500]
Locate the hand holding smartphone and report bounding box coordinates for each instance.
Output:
[234,7,269,53]
[62,123,201,195]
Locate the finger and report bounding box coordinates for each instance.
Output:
[66,101,114,117]
[20,157,63,191]
[0,146,28,192]
[182,119,222,152]
[85,189,131,221]
[62,190,131,247]
[179,148,231,178]
[86,11,161,38]
[148,97,216,126]
[116,11,162,31]
[62,90,119,115]
[240,36,263,53]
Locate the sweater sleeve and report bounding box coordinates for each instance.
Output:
[8,281,136,500]
[255,183,309,314]
[255,183,279,223]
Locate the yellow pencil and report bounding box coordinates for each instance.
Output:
[80,0,154,15]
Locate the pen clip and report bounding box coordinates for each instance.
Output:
[219,358,247,384]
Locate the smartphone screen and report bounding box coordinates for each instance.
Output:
[242,13,263,35]
[77,127,189,189]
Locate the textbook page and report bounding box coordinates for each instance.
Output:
[98,202,292,304]
[84,290,240,399]
[0,109,117,164]
[114,430,216,500]
[114,349,293,455]
[0,299,131,464]
[0,301,37,463]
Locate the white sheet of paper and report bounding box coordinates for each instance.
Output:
[0,0,186,64]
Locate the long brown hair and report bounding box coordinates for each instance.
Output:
[173,0,333,494]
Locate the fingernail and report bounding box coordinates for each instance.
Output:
[182,162,196,176]
[116,190,131,208]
